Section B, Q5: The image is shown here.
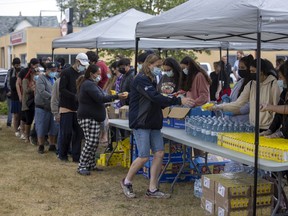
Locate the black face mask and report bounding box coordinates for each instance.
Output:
[250,73,256,80]
[238,69,249,79]
[15,67,21,72]
[119,68,126,74]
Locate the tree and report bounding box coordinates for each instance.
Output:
[56,0,210,63]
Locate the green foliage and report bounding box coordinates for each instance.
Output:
[56,0,210,63]
[0,101,8,115]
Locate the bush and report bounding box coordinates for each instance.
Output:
[0,101,8,115]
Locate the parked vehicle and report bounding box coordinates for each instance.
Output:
[0,68,8,102]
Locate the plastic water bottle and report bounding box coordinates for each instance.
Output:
[201,119,207,139]
[233,122,239,132]
[211,120,218,143]
[194,178,202,198]
[185,116,190,134]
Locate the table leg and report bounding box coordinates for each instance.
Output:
[271,172,283,216]
[171,145,187,192]
[107,127,119,165]
[158,139,172,188]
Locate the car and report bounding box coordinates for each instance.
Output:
[0,68,8,102]
[200,62,212,75]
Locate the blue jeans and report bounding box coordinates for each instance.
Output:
[35,108,58,137]
[133,129,164,158]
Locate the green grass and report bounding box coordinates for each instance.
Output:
[0,101,8,115]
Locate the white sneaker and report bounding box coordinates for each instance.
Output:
[20,134,26,140]
[15,132,21,137]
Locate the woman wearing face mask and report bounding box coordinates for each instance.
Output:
[21,65,40,142]
[260,60,288,138]
[157,57,182,95]
[34,62,59,154]
[76,64,128,175]
[224,55,254,122]
[121,54,194,199]
[210,58,280,131]
[180,56,211,107]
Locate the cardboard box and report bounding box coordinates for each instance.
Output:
[168,106,191,129]
[201,196,215,215]
[119,105,129,120]
[107,106,119,119]
[162,107,174,127]
[215,204,250,216]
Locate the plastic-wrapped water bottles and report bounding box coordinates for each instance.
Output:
[194,178,202,198]
[224,161,244,173]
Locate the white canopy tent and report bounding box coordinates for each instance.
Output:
[52,8,224,50]
[135,1,288,215]
[136,0,288,43]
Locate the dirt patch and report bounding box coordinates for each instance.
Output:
[0,119,205,216]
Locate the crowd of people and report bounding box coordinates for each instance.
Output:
[3,50,288,199]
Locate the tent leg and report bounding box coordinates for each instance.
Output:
[134,37,139,75]
[252,31,261,216]
[52,48,55,61]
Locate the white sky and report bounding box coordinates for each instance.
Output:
[0,0,61,21]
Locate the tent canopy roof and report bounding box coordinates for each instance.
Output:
[136,0,288,43]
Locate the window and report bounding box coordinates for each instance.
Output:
[20,54,26,67]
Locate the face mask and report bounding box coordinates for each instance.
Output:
[107,73,112,79]
[183,68,188,75]
[15,67,21,72]
[77,65,86,72]
[238,69,249,79]
[137,64,142,71]
[277,80,284,89]
[33,75,39,81]
[119,67,126,74]
[163,70,174,78]
[94,75,101,82]
[250,73,256,80]
[153,67,161,76]
[48,72,57,79]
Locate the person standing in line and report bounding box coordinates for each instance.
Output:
[58,53,89,162]
[35,62,59,154]
[118,58,135,106]
[209,61,222,101]
[120,54,194,199]
[86,51,109,89]
[76,64,128,175]
[16,58,40,141]
[9,58,22,136]
[232,50,245,80]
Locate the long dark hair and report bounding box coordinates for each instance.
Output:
[76,64,100,92]
[180,56,211,91]
[237,54,254,97]
[251,58,277,79]
[163,57,182,91]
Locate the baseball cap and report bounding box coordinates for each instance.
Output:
[76,53,89,66]
[46,62,58,69]
[30,58,39,65]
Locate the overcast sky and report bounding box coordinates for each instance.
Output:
[0,0,61,21]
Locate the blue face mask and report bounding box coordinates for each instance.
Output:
[137,64,142,71]
[33,75,39,81]
[153,67,161,76]
[77,65,86,72]
[107,73,112,79]
[94,75,101,83]
[49,72,57,79]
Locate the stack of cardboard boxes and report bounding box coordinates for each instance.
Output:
[107,105,129,120]
[201,173,274,216]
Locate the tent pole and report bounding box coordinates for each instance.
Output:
[226,48,229,64]
[134,37,139,75]
[51,48,55,61]
[219,47,222,60]
[252,31,261,216]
